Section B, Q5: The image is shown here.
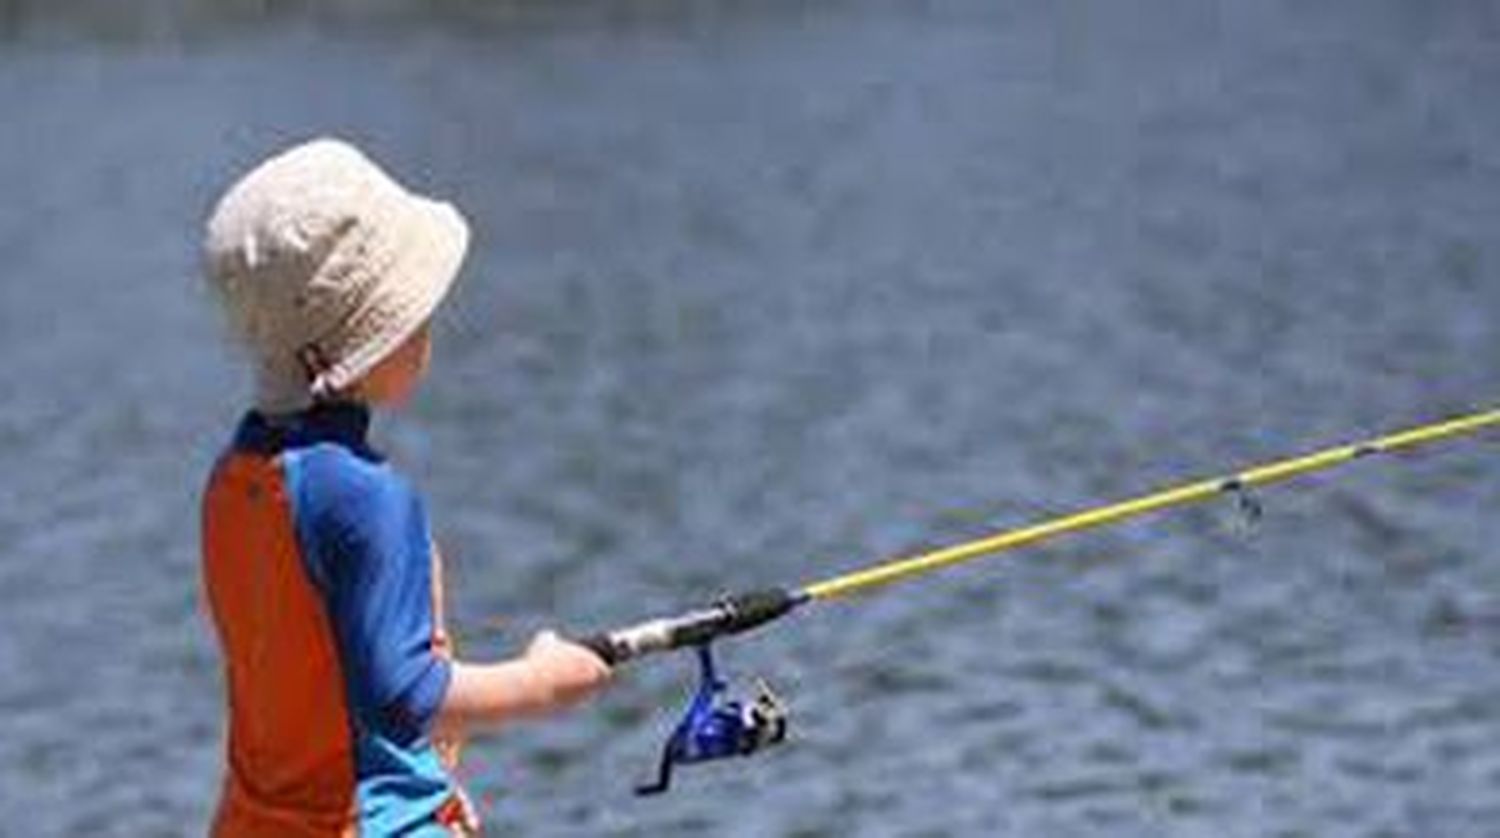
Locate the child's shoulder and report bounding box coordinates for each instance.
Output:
[288,440,421,532]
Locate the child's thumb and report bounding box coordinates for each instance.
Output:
[526,629,560,651]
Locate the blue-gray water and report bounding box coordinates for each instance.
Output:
[3,1,1499,835]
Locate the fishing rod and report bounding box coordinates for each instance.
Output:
[577,406,1500,794]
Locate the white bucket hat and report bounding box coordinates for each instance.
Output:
[204,137,469,413]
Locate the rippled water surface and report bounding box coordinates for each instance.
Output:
[3,1,1500,835]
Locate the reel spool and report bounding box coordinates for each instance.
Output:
[635,643,788,796]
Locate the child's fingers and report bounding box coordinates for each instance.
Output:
[525,630,613,683]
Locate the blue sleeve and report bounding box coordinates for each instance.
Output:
[289,446,453,745]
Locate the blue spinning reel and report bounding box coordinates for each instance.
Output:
[578,589,804,795]
[635,643,788,795]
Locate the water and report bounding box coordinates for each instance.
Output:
[2,1,1499,834]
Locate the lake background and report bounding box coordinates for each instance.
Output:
[2,1,1499,835]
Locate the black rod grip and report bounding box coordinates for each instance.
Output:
[717,587,806,634]
[576,633,620,667]
[574,587,805,667]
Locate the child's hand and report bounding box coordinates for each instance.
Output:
[522,630,612,708]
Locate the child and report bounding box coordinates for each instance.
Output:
[200,138,611,836]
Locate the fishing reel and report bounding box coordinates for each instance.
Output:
[577,588,803,794]
[635,643,789,795]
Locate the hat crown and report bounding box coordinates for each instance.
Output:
[205,139,400,351]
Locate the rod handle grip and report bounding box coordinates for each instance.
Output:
[573,587,805,668]
[576,633,620,667]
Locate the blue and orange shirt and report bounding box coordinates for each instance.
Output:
[201,403,467,836]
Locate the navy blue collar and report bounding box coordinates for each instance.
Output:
[233,402,377,456]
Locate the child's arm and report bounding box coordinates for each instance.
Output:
[436,630,611,728]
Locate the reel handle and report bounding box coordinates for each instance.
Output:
[575,587,804,667]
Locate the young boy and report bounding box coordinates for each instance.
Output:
[200,138,611,836]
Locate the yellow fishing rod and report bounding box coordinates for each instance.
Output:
[801,405,1500,601]
[579,405,1500,794]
